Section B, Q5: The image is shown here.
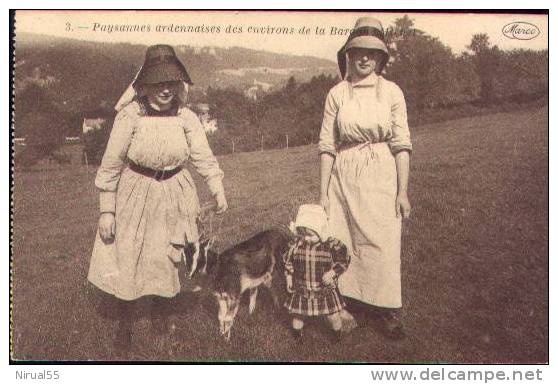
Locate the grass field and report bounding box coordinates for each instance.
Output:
[11,107,548,363]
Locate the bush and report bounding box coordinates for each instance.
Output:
[14,84,68,167]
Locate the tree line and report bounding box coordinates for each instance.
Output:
[14,16,548,165]
[206,16,547,155]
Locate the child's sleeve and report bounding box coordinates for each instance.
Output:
[329,238,349,276]
[282,241,296,277]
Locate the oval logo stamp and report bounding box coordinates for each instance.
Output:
[502,22,540,40]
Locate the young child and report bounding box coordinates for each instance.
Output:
[284,204,350,342]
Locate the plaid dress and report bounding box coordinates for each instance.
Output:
[283,237,350,316]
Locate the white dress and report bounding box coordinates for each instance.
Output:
[319,73,412,308]
[88,100,224,300]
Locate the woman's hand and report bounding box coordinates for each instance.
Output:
[214,192,228,214]
[286,275,294,294]
[395,192,411,219]
[98,212,116,242]
[320,195,330,216]
[394,151,411,219]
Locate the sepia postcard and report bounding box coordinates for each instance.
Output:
[10,9,549,365]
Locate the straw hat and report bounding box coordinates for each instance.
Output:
[133,45,192,87]
[291,204,330,241]
[337,17,390,79]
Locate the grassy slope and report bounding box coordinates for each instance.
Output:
[11,107,548,362]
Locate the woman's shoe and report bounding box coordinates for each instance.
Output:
[379,311,406,340]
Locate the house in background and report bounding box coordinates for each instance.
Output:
[189,103,218,134]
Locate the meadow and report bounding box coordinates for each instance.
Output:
[11,107,548,363]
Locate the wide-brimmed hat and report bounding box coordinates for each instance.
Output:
[337,17,390,79]
[133,45,193,87]
[291,204,330,241]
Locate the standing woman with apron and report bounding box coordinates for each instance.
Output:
[319,17,412,339]
[88,45,227,351]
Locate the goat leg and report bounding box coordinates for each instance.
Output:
[248,287,258,315]
[262,273,280,309]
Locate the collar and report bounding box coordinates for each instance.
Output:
[139,96,179,116]
[349,72,379,87]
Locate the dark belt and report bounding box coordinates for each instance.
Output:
[128,161,182,181]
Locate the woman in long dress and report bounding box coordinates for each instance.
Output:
[319,17,412,339]
[88,45,227,350]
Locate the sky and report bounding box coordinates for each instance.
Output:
[15,10,548,61]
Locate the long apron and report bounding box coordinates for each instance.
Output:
[328,142,402,308]
[88,167,200,301]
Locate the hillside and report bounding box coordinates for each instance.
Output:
[12,107,548,362]
[14,32,337,115]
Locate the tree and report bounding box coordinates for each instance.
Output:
[14,84,69,167]
[285,76,297,93]
[387,16,468,109]
[468,33,491,55]
[467,33,501,102]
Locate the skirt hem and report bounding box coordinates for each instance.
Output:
[87,278,180,301]
[341,292,402,309]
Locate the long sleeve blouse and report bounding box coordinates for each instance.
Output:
[318,74,412,157]
[95,101,224,212]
